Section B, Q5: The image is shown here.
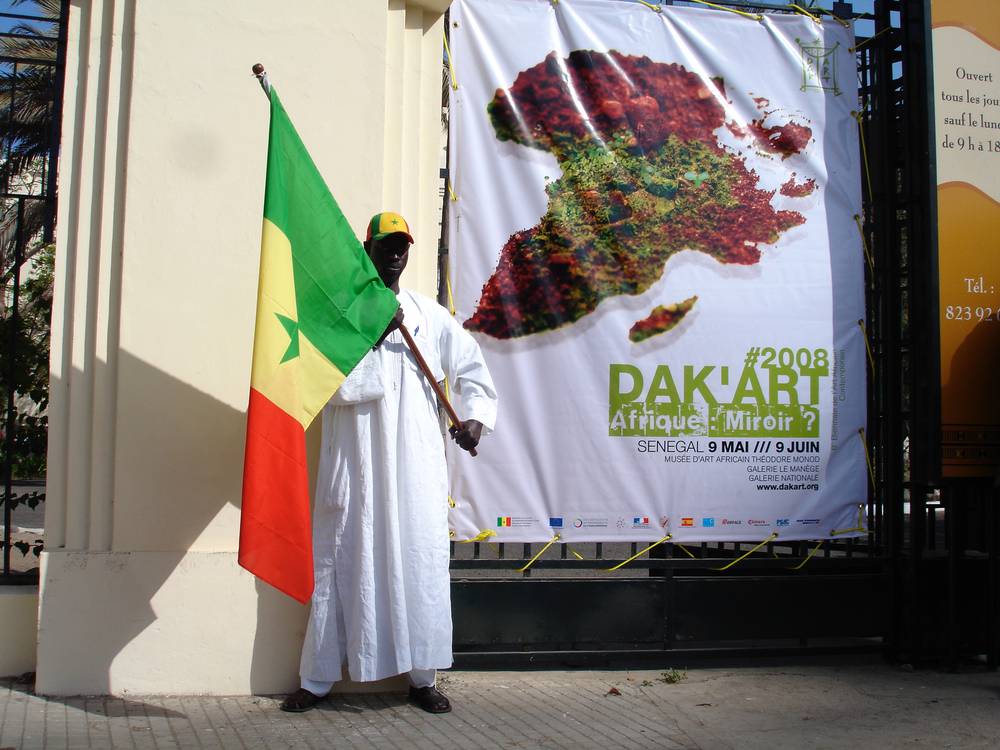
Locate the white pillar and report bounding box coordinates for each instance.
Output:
[37,0,449,696]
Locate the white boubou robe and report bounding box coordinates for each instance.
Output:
[300,289,498,684]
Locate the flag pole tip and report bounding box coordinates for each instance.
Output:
[252,65,271,96]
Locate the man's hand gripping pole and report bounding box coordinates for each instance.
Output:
[397,322,479,457]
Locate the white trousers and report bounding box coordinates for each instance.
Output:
[302,668,435,696]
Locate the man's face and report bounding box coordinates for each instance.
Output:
[368,233,410,288]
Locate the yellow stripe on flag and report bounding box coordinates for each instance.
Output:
[250,219,347,428]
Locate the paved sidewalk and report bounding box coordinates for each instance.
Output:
[2,657,999,749]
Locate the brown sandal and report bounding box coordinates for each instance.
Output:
[279,688,323,713]
[408,685,452,713]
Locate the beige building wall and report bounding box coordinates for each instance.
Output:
[36,0,449,696]
[0,588,38,677]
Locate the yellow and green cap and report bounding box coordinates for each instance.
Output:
[365,211,414,244]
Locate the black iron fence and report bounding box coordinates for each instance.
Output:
[0,0,68,583]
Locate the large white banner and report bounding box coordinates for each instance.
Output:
[446,0,866,543]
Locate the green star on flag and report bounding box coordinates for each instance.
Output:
[275,313,300,363]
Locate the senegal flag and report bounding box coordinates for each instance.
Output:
[240,88,398,603]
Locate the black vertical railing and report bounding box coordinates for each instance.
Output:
[2,197,24,578]
[864,0,1000,667]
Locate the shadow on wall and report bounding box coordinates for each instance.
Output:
[251,398,323,696]
[39,351,311,695]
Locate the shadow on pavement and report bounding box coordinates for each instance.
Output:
[1,675,187,719]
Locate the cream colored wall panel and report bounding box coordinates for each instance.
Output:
[35,551,407,695]
[88,0,133,552]
[410,0,450,11]
[393,4,445,298]
[382,0,406,215]
[414,11,447,299]
[62,0,106,552]
[111,0,389,551]
[36,551,303,695]
[45,0,87,550]
[0,587,38,677]
[40,0,450,695]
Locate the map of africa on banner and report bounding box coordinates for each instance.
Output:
[446,0,867,543]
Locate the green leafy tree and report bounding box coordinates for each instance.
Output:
[0,244,52,477]
[0,0,61,479]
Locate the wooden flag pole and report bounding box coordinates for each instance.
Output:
[250,64,477,457]
[398,322,477,457]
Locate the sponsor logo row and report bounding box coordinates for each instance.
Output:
[673,517,822,527]
[497,516,823,529]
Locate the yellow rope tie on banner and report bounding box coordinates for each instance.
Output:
[858,319,875,372]
[676,543,697,559]
[446,272,457,316]
[449,529,456,538]
[565,546,585,560]
[688,0,763,21]
[712,532,779,571]
[442,32,458,91]
[853,214,874,275]
[789,540,824,570]
[788,3,822,24]
[635,0,662,12]
[858,427,876,490]
[517,534,560,572]
[447,179,458,203]
[460,529,497,544]
[850,27,891,53]
[852,111,874,204]
[447,495,456,508]
[831,504,867,536]
[604,535,673,572]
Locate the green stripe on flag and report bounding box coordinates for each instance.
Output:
[262,88,398,374]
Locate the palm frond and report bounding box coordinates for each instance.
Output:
[0,35,58,59]
[10,0,61,20]
[0,6,61,194]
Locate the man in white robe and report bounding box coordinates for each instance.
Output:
[280,212,497,714]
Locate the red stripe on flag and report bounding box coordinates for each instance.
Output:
[239,388,313,604]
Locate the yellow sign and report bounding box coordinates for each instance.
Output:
[933,0,1000,476]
